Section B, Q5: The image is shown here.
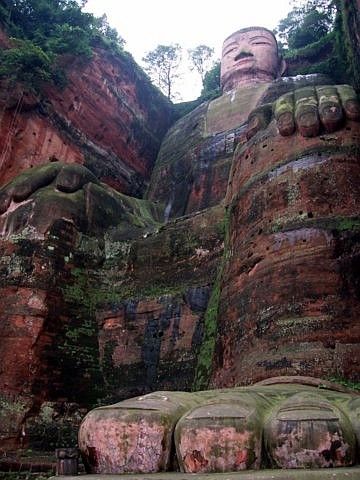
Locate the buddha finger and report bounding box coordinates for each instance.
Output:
[246,104,273,140]
[294,86,320,137]
[337,84,360,121]
[317,85,343,133]
[274,92,295,136]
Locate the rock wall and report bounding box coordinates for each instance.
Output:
[0,36,175,197]
[146,75,333,219]
[0,199,224,449]
[95,206,224,399]
[211,120,360,387]
[1,13,360,454]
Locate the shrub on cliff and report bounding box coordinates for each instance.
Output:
[276,0,358,88]
[0,38,52,87]
[200,61,221,100]
[0,0,125,90]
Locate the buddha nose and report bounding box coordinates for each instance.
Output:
[236,41,248,53]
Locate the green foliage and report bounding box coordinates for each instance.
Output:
[200,60,221,100]
[275,1,336,49]
[283,9,332,49]
[0,0,126,91]
[0,38,52,88]
[280,0,359,87]
[193,207,229,390]
[188,44,214,83]
[284,31,335,60]
[335,0,360,90]
[45,24,92,57]
[142,44,182,100]
[327,377,360,391]
[284,32,340,79]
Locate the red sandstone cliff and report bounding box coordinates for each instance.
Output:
[211,121,360,388]
[1,8,360,457]
[0,34,175,196]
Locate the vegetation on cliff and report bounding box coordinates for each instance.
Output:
[277,0,360,89]
[335,0,360,91]
[142,44,183,101]
[0,0,125,90]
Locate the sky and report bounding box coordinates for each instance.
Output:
[84,0,294,101]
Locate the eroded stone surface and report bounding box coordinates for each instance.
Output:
[79,382,360,474]
[0,162,162,237]
[0,195,223,450]
[175,400,263,472]
[78,392,203,474]
[264,393,356,468]
[0,33,174,197]
[211,120,360,387]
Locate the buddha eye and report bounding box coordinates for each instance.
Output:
[224,47,236,55]
[252,42,271,46]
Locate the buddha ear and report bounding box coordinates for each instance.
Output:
[278,57,287,77]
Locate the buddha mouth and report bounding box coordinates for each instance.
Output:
[235,52,254,62]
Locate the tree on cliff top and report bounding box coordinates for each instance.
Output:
[142,44,182,101]
[188,45,214,85]
[200,60,220,99]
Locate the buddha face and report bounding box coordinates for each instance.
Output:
[221,27,285,92]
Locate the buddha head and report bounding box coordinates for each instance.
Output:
[221,26,286,92]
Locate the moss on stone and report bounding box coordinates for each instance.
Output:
[59,266,105,403]
[270,215,360,235]
[0,162,61,206]
[274,93,294,119]
[327,377,360,392]
[0,162,61,192]
[192,207,229,391]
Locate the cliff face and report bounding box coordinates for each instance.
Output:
[0,37,175,196]
[0,32,177,450]
[0,204,224,449]
[1,13,360,456]
[211,120,360,388]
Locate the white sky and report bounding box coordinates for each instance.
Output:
[84,0,293,101]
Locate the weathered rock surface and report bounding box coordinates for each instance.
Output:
[79,391,202,474]
[0,178,223,449]
[0,162,162,237]
[147,75,333,219]
[1,12,360,461]
[92,205,224,398]
[78,380,360,474]
[211,120,360,387]
[0,35,175,197]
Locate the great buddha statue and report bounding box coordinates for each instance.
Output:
[0,25,359,466]
[1,27,358,235]
[147,26,359,218]
[75,26,360,477]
